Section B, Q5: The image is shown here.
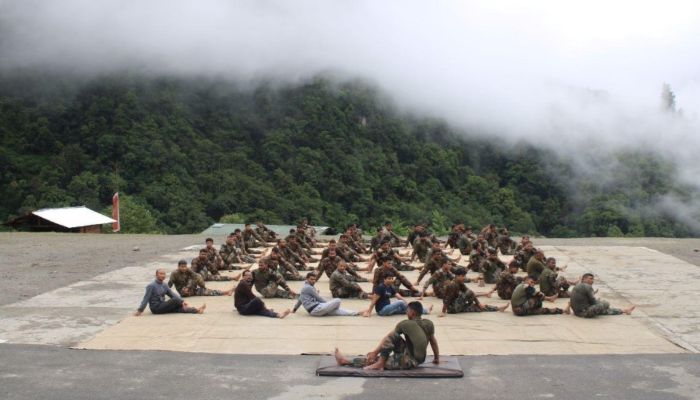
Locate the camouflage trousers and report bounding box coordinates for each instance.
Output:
[200,270,234,282]
[181,285,224,297]
[259,282,296,299]
[332,287,369,299]
[395,263,416,272]
[513,297,563,316]
[447,292,499,314]
[279,267,304,281]
[350,332,419,370]
[223,261,250,270]
[576,300,622,318]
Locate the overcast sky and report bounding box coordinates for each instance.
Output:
[1,1,699,165]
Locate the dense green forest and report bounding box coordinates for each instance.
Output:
[0,72,694,237]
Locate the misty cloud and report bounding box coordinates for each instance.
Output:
[2,0,700,229]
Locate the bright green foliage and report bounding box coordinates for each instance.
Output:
[0,73,695,237]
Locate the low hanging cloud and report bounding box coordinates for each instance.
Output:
[2,0,700,229]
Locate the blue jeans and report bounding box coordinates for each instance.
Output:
[378,300,407,316]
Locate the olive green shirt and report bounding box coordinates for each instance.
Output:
[526,257,545,280]
[570,283,596,315]
[510,283,529,307]
[395,318,435,364]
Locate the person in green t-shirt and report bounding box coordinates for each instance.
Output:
[334,301,440,370]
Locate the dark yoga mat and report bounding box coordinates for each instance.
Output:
[316,356,464,378]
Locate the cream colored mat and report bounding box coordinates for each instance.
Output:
[78,246,687,355]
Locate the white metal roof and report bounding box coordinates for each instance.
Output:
[32,206,116,229]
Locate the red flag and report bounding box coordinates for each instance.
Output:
[112,192,121,232]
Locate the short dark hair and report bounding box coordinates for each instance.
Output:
[454,267,467,276]
[582,273,594,279]
[199,248,207,253]
[408,301,423,316]
[205,238,213,243]
[306,272,317,279]
[382,271,395,279]
[380,256,393,264]
[178,259,187,266]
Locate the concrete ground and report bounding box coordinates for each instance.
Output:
[2,233,700,399]
[1,344,699,400]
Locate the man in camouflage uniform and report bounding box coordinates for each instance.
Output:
[317,248,366,281]
[410,235,432,263]
[369,226,385,253]
[191,249,235,282]
[367,240,415,273]
[526,249,547,281]
[168,260,233,297]
[539,257,576,298]
[243,223,267,249]
[330,261,369,299]
[456,225,473,256]
[516,240,537,271]
[481,224,499,249]
[570,273,635,318]
[251,258,297,299]
[219,234,255,268]
[275,238,308,271]
[265,250,304,281]
[204,238,224,271]
[497,228,517,255]
[372,257,420,297]
[255,221,277,242]
[337,234,366,262]
[382,221,403,248]
[480,248,506,284]
[494,262,523,300]
[510,276,564,316]
[439,267,504,315]
[419,259,456,299]
[335,301,439,370]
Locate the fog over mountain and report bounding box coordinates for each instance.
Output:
[2,0,699,230]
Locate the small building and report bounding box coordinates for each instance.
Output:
[4,206,116,233]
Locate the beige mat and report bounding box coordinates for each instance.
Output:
[78,246,686,355]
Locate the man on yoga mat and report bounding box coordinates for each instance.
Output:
[335,301,440,370]
[134,268,206,316]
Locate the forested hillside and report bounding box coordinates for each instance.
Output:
[0,73,693,236]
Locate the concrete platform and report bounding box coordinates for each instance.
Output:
[0,245,696,356]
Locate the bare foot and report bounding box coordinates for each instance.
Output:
[278,309,291,319]
[545,294,558,302]
[623,305,636,315]
[197,304,207,314]
[233,272,242,281]
[427,304,434,314]
[498,303,509,312]
[334,347,351,366]
[564,302,571,315]
[363,359,385,371]
[359,310,370,317]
